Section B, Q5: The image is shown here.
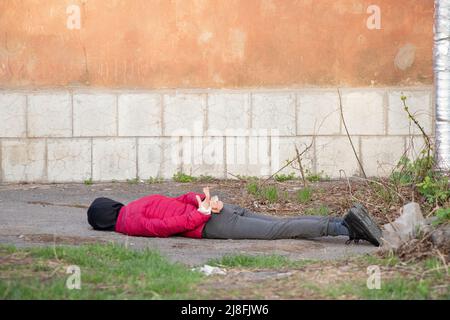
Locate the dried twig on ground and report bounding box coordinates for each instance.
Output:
[350,176,406,203]
[339,169,353,197]
[395,232,436,262]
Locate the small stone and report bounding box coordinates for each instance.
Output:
[431,224,450,249]
[382,202,425,250]
[420,224,433,234]
[420,217,438,234]
[424,217,438,225]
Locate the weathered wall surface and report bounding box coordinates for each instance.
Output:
[0,1,435,182]
[0,0,433,88]
[0,87,433,182]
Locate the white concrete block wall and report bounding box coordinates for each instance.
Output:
[225,136,251,178]
[0,94,27,138]
[316,136,360,178]
[0,87,434,183]
[92,138,136,181]
[28,93,72,137]
[252,93,296,136]
[388,91,433,135]
[73,93,117,137]
[138,137,164,179]
[360,136,406,177]
[207,93,250,136]
[341,90,385,135]
[297,91,341,135]
[247,134,272,176]
[163,93,206,136]
[47,138,91,182]
[182,136,225,178]
[225,135,273,177]
[1,139,46,182]
[161,137,183,179]
[406,135,429,162]
[118,94,162,137]
[272,137,315,176]
[138,136,183,180]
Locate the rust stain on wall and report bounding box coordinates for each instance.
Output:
[0,0,434,88]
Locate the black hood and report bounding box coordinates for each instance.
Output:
[87,197,124,231]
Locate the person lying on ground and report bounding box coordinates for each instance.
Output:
[87,187,382,246]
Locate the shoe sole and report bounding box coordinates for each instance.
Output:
[345,203,382,246]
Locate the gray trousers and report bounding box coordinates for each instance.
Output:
[202,204,343,240]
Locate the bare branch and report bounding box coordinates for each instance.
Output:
[337,89,367,179]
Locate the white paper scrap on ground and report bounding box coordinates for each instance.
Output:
[192,264,227,276]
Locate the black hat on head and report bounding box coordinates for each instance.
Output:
[87,197,124,231]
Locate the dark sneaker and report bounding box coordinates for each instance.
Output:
[343,203,382,247]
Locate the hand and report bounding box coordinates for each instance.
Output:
[203,186,211,204]
[196,186,223,214]
[196,186,211,212]
[210,195,224,213]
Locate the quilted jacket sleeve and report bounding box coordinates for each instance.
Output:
[142,208,211,237]
[175,192,205,207]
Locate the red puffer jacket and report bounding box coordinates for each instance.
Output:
[115,192,210,238]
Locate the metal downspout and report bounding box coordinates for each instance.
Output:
[434,0,450,171]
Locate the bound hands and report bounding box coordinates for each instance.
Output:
[196,187,224,214]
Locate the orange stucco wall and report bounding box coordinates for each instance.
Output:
[0,0,434,89]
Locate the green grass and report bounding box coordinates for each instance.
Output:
[274,172,296,182]
[296,187,313,203]
[306,174,321,182]
[205,254,449,299]
[390,153,449,207]
[126,178,140,184]
[208,254,312,269]
[338,276,449,300]
[361,253,400,267]
[146,176,164,184]
[172,172,196,183]
[0,244,203,299]
[261,185,279,203]
[433,207,450,226]
[0,244,16,254]
[322,256,450,299]
[83,178,93,185]
[197,175,215,182]
[236,175,259,181]
[246,181,260,196]
[280,190,290,202]
[359,278,434,299]
[305,204,330,216]
[305,170,329,182]
[246,182,280,204]
[370,181,399,204]
[2,244,448,300]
